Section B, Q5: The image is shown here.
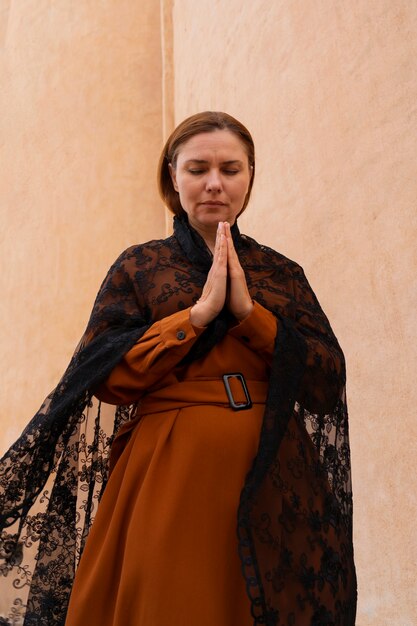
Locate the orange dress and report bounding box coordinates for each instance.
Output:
[65,302,277,626]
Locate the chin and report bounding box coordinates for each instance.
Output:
[195,211,236,226]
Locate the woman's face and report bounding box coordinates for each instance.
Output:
[169,130,252,236]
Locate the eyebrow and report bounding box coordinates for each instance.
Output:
[183,159,244,166]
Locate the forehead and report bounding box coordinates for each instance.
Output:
[176,129,248,161]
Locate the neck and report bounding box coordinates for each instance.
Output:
[200,231,216,254]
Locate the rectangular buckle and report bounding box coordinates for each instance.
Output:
[222,373,253,411]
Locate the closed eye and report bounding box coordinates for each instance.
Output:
[187,168,240,176]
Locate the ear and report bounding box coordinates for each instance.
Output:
[168,163,179,192]
[247,165,254,191]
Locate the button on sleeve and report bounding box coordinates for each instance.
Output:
[159,307,206,347]
[94,307,206,404]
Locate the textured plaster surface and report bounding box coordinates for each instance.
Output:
[0,2,165,452]
[172,1,417,624]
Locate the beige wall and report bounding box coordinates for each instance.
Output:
[173,1,417,625]
[1,1,416,624]
[0,1,166,447]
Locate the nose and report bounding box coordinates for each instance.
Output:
[205,169,222,193]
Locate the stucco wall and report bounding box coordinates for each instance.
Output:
[172,1,417,625]
[0,1,165,449]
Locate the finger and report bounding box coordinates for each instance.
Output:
[224,222,238,258]
[225,230,242,274]
[204,239,227,301]
[223,221,232,246]
[217,233,227,273]
[213,228,227,270]
[213,222,224,260]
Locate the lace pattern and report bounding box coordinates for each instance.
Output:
[0,216,356,625]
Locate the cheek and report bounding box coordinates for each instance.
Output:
[179,179,200,197]
[235,179,250,198]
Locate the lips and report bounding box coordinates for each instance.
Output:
[198,201,226,206]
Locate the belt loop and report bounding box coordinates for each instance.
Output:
[222,373,253,411]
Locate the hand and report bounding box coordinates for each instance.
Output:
[224,222,253,321]
[189,222,228,327]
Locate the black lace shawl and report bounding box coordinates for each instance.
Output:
[0,216,356,626]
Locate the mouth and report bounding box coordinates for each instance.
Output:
[198,201,226,206]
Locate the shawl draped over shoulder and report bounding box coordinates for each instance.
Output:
[0,216,356,626]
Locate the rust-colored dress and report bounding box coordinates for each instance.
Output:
[65,302,277,626]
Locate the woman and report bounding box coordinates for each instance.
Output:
[0,112,356,626]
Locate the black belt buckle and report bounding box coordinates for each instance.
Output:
[222,373,252,411]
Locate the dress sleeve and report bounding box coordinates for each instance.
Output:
[228,300,277,366]
[94,307,206,405]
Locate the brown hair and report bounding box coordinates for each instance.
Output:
[158,111,255,217]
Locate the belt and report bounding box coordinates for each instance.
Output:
[222,373,252,410]
[109,374,267,474]
[138,375,268,415]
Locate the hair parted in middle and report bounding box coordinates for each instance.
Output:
[157,111,255,218]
